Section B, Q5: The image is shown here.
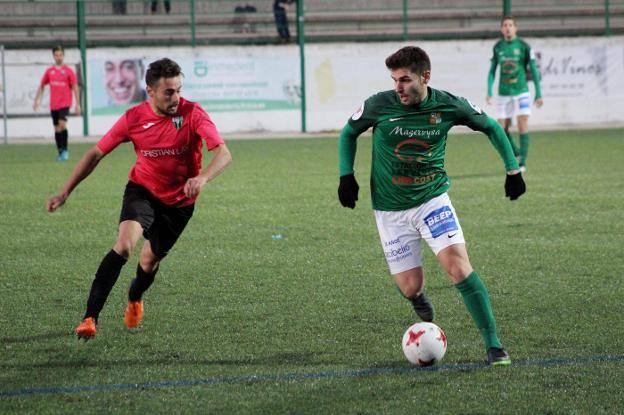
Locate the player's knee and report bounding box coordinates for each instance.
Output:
[113,241,135,259]
[139,256,160,273]
[395,275,424,298]
[446,264,472,283]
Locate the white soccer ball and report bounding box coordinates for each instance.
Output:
[402,322,447,366]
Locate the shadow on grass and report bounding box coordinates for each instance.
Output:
[0,350,323,370]
[1,331,70,344]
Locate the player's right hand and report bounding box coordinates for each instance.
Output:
[485,96,492,105]
[504,172,526,201]
[46,195,66,212]
[338,174,359,209]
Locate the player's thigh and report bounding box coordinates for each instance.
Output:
[117,181,157,251]
[115,220,144,256]
[436,243,473,283]
[393,266,425,297]
[147,203,195,259]
[374,209,423,275]
[497,118,511,130]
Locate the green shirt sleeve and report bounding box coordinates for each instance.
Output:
[487,50,498,97]
[529,59,542,99]
[338,123,359,176]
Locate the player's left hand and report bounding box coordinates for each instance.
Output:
[534,98,543,108]
[184,176,207,198]
[505,172,526,201]
[46,195,66,212]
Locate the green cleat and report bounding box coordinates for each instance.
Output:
[487,347,511,366]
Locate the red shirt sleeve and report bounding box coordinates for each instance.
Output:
[40,69,50,86]
[67,67,77,87]
[97,114,129,154]
[193,105,224,150]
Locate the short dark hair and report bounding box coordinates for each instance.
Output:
[52,45,64,54]
[501,15,516,26]
[385,46,431,76]
[145,58,183,87]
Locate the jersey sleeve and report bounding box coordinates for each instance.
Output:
[67,67,77,87]
[346,95,378,135]
[526,46,542,99]
[487,45,498,96]
[96,114,130,155]
[192,105,224,150]
[455,96,490,132]
[40,69,50,86]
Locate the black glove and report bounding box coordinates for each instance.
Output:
[505,172,526,201]
[338,174,359,209]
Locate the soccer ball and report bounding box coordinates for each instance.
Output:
[402,322,447,366]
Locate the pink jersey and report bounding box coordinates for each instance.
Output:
[97,98,225,207]
[40,65,77,111]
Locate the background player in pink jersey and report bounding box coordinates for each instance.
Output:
[46,58,232,340]
[33,45,81,161]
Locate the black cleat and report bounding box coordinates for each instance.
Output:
[409,292,434,322]
[487,347,511,366]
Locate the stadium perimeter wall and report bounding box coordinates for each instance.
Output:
[2,36,623,140]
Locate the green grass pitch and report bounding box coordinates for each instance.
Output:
[1,128,623,413]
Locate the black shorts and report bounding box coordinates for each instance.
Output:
[51,107,70,126]
[119,181,195,259]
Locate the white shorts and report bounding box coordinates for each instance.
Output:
[374,193,465,275]
[496,92,532,119]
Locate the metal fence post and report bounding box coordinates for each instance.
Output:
[191,0,196,47]
[77,0,89,136]
[403,0,408,41]
[503,0,511,16]
[297,0,306,133]
[605,0,611,35]
[1,44,7,144]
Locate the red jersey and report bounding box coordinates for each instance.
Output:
[97,98,224,207]
[40,65,77,111]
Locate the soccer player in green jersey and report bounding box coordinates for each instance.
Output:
[486,16,543,172]
[337,46,526,365]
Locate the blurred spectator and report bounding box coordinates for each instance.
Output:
[112,0,127,15]
[273,0,292,43]
[233,4,257,33]
[151,1,171,14]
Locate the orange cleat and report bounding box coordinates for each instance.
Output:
[124,300,144,329]
[75,317,97,340]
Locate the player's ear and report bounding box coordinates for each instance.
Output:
[421,70,431,84]
[146,84,154,98]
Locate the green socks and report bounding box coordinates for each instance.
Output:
[455,271,502,350]
[505,129,520,158]
[519,132,530,166]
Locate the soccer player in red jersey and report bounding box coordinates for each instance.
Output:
[33,45,81,161]
[46,58,232,340]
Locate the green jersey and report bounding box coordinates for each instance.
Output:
[488,37,542,98]
[341,87,517,211]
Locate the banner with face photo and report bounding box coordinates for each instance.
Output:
[90,58,147,115]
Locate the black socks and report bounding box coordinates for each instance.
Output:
[84,250,127,320]
[128,264,158,302]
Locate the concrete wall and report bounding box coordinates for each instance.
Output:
[2,35,623,141]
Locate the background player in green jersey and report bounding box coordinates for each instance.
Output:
[337,46,526,365]
[486,16,543,172]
